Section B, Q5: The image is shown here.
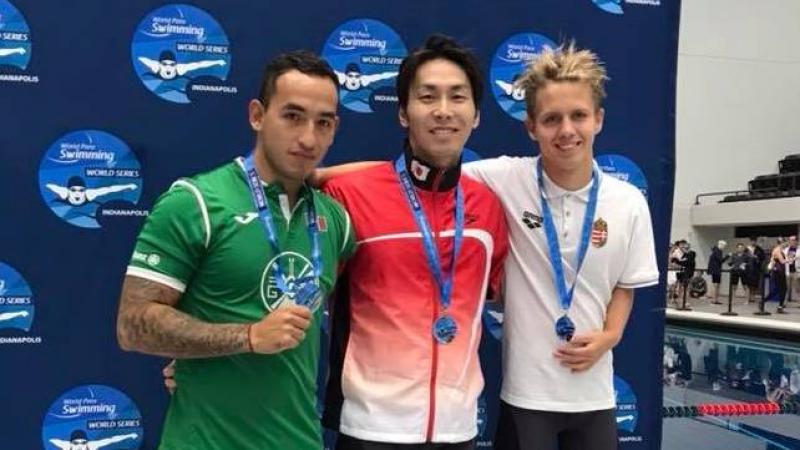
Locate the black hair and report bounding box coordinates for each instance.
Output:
[70,430,88,441]
[257,50,338,108]
[159,50,176,62]
[396,34,483,112]
[67,176,86,188]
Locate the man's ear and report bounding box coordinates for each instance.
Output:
[398,107,409,129]
[249,99,265,132]
[525,116,537,142]
[594,107,605,135]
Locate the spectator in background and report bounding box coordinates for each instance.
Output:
[769,238,788,313]
[783,235,798,303]
[744,249,762,305]
[706,240,728,304]
[747,237,767,302]
[679,244,696,280]
[728,243,749,299]
[749,237,767,276]
[676,244,696,305]
[669,240,687,303]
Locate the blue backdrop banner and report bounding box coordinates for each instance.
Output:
[0,0,678,448]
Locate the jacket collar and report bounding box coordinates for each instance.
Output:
[403,141,461,192]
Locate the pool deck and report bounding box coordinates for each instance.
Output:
[666,295,800,338]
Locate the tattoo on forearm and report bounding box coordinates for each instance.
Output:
[117,276,249,358]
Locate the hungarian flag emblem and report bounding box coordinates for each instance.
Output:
[591,217,608,247]
[316,215,327,232]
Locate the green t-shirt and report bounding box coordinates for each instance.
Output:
[127,160,355,450]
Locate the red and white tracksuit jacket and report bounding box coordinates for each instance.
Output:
[323,153,508,443]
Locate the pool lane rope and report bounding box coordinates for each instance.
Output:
[663,402,799,418]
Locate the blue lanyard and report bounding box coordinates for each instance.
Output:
[240,154,322,292]
[394,154,464,311]
[536,158,600,312]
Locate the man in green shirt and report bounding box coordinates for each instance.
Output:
[116,50,355,450]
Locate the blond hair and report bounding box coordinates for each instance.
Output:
[517,42,608,116]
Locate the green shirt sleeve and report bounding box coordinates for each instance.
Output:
[340,207,356,260]
[127,181,207,291]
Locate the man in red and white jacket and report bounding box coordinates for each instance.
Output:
[321,35,508,449]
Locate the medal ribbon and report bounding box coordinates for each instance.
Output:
[536,158,600,313]
[394,154,464,312]
[240,154,322,294]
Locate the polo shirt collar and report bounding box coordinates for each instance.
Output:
[536,156,602,203]
[234,157,314,200]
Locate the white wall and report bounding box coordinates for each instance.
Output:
[672,0,800,266]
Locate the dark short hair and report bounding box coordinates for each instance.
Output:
[67,176,86,188]
[159,50,176,62]
[396,34,483,112]
[257,50,338,108]
[70,429,88,441]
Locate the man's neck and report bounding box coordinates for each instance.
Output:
[409,141,460,170]
[405,144,461,192]
[541,159,593,191]
[252,149,302,206]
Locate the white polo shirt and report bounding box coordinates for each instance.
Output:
[463,155,659,412]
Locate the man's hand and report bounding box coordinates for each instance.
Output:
[163,360,176,395]
[554,330,618,373]
[160,305,312,394]
[249,304,312,354]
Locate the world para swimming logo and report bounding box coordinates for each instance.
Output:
[42,384,144,450]
[0,0,38,83]
[592,0,624,14]
[321,18,407,114]
[614,375,639,432]
[0,0,30,68]
[38,130,146,229]
[0,261,34,332]
[591,0,662,15]
[490,32,556,121]
[596,153,650,199]
[131,4,236,104]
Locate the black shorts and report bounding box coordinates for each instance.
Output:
[711,272,721,284]
[494,401,617,450]
[335,434,475,450]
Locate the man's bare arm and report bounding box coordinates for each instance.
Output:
[117,275,312,358]
[308,161,382,187]
[116,275,249,358]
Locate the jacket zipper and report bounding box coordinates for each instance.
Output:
[425,171,444,441]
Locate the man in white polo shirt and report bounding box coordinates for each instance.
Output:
[462,43,659,450]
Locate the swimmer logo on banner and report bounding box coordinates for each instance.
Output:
[131,3,236,104]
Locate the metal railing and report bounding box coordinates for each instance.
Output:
[694,190,750,205]
[668,267,786,317]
